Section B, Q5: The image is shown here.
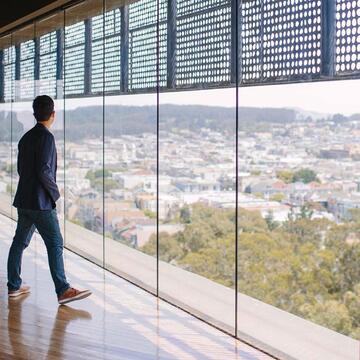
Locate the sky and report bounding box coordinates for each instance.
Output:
[6,78,360,116]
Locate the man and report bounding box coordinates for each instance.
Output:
[7,95,91,305]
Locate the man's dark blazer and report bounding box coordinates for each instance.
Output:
[13,122,60,210]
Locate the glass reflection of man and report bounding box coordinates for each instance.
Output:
[7,95,91,305]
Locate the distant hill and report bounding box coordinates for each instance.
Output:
[1,104,350,142]
[58,105,299,140]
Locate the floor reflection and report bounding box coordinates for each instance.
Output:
[7,294,31,360]
[47,306,92,358]
[7,295,91,360]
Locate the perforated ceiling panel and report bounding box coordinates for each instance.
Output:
[129,0,167,90]
[241,0,262,82]
[64,21,85,95]
[177,0,229,15]
[336,0,360,74]
[176,0,231,87]
[20,40,35,99]
[39,32,57,97]
[104,9,121,92]
[3,46,15,102]
[92,14,104,93]
[159,21,167,87]
[241,0,322,83]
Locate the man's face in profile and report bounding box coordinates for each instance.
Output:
[49,111,56,127]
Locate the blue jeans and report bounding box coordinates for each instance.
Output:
[7,208,70,296]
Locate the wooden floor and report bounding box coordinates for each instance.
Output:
[0,214,273,360]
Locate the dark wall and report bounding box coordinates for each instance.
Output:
[0,0,59,30]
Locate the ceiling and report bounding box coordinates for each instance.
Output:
[0,0,138,39]
[0,0,59,29]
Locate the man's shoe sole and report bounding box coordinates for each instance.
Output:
[58,290,92,305]
[8,289,31,298]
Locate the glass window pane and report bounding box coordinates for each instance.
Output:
[237,81,360,358]
[104,0,157,294]
[104,93,157,293]
[64,1,104,266]
[0,35,13,217]
[158,89,236,333]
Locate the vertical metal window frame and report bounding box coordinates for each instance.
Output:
[166,0,176,89]
[156,0,160,296]
[0,49,4,103]
[56,26,64,100]
[321,0,336,78]
[63,9,67,250]
[10,34,14,220]
[34,34,40,97]
[120,5,129,92]
[14,44,20,101]
[232,0,239,338]
[102,0,106,273]
[84,17,93,95]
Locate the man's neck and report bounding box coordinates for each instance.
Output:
[37,121,51,129]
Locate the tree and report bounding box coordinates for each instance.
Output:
[144,209,156,219]
[238,207,268,232]
[348,208,360,223]
[179,235,235,287]
[299,204,313,220]
[299,301,353,336]
[344,284,360,330]
[253,192,264,199]
[141,232,184,263]
[270,192,285,202]
[338,244,360,293]
[180,206,191,224]
[276,170,294,183]
[287,206,296,222]
[293,168,319,184]
[4,163,16,176]
[104,179,119,192]
[265,210,279,230]
[250,170,261,176]
[86,168,112,181]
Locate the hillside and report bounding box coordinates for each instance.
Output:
[0,104,337,141]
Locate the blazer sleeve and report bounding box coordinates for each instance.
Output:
[35,133,60,203]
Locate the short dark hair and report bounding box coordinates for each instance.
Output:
[33,95,54,122]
